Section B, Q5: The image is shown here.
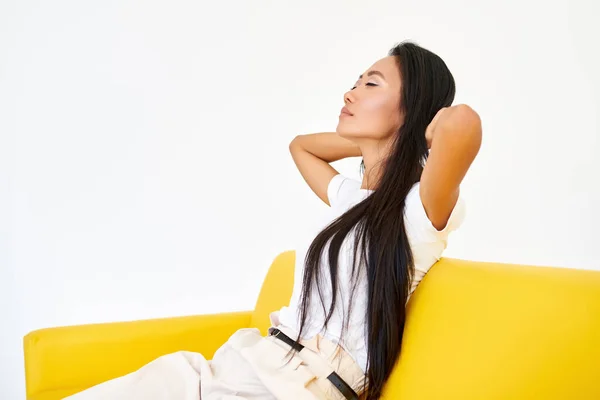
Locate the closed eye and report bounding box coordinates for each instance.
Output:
[350,82,378,90]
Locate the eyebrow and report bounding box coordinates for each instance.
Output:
[358,70,386,80]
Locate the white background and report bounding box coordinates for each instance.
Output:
[1,0,598,397]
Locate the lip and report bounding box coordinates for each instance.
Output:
[340,107,354,117]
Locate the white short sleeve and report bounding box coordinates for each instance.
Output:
[327,174,360,207]
[405,182,466,237]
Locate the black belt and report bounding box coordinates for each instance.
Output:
[268,327,359,400]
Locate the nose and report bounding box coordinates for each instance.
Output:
[344,89,355,105]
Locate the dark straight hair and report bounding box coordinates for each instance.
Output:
[288,41,456,399]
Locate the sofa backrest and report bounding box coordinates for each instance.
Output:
[383,257,600,399]
[250,250,295,334]
[250,251,600,399]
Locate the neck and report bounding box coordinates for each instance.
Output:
[359,137,394,191]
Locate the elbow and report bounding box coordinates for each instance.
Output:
[434,105,482,160]
[453,104,482,153]
[455,104,482,134]
[289,135,305,151]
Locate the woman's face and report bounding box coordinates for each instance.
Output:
[336,56,403,141]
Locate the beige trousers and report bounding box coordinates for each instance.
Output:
[65,320,366,400]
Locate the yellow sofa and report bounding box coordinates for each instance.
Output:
[24,251,600,399]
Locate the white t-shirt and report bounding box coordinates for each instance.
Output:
[274,173,466,373]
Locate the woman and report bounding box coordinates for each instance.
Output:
[67,41,481,400]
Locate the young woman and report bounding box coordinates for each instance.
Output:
[67,41,481,400]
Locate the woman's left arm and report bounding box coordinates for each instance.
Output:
[420,104,482,231]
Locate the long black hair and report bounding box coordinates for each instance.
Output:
[289,41,456,399]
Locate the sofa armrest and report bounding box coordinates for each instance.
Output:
[23,311,252,399]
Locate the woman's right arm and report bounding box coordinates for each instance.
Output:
[290,132,362,162]
[289,132,361,206]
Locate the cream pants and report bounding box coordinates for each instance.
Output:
[65,316,366,400]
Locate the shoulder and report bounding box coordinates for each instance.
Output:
[327,174,363,208]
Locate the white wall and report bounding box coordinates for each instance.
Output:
[1,0,598,397]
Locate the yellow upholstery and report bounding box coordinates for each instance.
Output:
[23,312,252,399]
[24,251,600,399]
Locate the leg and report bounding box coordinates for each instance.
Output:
[65,351,209,400]
[202,329,277,400]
